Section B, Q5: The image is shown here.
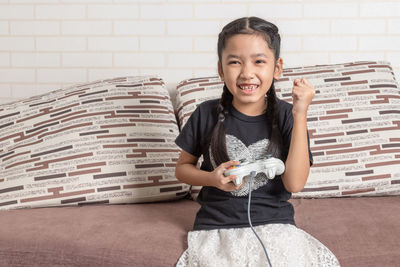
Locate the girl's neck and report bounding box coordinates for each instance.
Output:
[232,100,267,116]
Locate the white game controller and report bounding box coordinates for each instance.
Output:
[224,156,285,186]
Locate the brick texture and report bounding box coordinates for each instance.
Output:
[175,61,400,199]
[0,76,189,210]
[0,1,398,104]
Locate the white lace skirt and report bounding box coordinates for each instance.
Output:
[176,224,340,267]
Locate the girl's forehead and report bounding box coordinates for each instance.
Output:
[222,34,274,57]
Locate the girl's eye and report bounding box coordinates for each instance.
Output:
[255,60,265,64]
[228,61,240,65]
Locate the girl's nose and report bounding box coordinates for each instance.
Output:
[240,63,255,79]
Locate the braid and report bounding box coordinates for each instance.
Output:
[265,82,283,159]
[210,84,233,166]
[266,82,278,125]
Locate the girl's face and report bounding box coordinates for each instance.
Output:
[218,34,283,116]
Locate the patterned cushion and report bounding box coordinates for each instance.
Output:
[175,61,400,198]
[0,76,189,210]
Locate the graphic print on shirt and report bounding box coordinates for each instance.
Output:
[210,134,271,197]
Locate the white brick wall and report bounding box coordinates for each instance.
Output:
[0,0,399,99]
[12,53,60,67]
[35,5,85,19]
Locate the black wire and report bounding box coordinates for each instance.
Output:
[247,171,273,267]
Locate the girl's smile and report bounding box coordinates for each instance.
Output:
[237,83,259,94]
[218,34,283,116]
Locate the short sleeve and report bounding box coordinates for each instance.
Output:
[175,106,202,158]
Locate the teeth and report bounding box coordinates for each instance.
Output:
[239,85,258,90]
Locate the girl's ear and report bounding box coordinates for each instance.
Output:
[218,61,224,81]
[273,57,283,80]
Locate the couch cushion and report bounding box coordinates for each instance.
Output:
[175,61,400,198]
[292,196,400,267]
[0,199,200,267]
[0,76,189,210]
[0,197,399,267]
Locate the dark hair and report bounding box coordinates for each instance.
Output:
[210,17,282,166]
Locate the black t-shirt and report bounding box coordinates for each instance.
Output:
[175,98,313,231]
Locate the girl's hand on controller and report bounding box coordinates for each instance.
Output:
[211,160,243,191]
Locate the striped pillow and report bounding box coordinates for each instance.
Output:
[0,76,189,210]
[176,61,400,198]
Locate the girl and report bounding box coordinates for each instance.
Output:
[175,17,340,267]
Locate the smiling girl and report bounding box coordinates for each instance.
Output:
[175,17,340,267]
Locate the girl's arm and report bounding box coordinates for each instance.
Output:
[175,150,242,192]
[281,78,315,193]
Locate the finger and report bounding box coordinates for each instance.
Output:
[225,183,240,192]
[225,174,237,182]
[222,160,240,169]
[225,174,239,184]
[218,178,237,192]
[292,86,302,97]
[302,77,312,86]
[295,78,309,87]
[299,77,311,84]
[235,178,245,189]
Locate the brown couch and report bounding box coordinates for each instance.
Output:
[1,61,399,266]
[1,196,399,266]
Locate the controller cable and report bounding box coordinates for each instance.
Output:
[248,171,273,267]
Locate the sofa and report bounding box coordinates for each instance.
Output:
[0,61,399,267]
